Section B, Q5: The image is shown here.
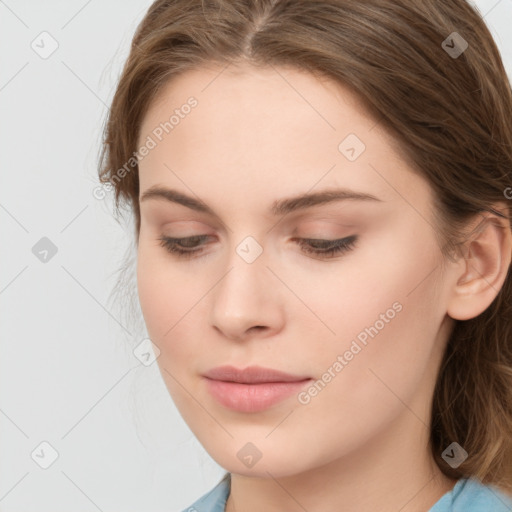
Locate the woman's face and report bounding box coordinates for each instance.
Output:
[136,62,456,478]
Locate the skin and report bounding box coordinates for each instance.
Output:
[135,62,511,511]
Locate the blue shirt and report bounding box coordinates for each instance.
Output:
[181,472,512,511]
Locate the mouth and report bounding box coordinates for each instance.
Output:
[202,365,313,412]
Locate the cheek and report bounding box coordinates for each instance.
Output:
[137,247,170,339]
[283,245,444,458]
[285,228,440,341]
[292,229,443,380]
[136,244,201,360]
[305,235,443,405]
[136,247,215,430]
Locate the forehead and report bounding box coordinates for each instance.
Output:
[137,62,429,212]
[139,62,378,145]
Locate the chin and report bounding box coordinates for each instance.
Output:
[204,441,324,479]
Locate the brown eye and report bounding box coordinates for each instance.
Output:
[294,235,358,259]
[157,234,358,260]
[158,235,211,258]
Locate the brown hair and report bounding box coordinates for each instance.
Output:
[98,0,512,493]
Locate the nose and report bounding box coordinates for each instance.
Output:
[209,244,285,342]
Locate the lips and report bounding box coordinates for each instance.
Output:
[202,365,312,412]
[203,365,311,384]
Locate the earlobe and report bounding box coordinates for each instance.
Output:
[446,208,512,321]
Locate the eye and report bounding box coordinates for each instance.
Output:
[292,235,358,259]
[158,234,212,259]
[158,234,358,260]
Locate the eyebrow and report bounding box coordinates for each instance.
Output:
[140,185,382,216]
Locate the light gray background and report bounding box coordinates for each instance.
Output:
[1,1,511,511]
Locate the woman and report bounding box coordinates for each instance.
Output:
[98,0,512,510]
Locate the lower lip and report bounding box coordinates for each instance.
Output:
[203,378,312,412]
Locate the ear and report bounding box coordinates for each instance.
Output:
[446,204,512,321]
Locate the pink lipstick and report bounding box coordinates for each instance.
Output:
[203,365,312,412]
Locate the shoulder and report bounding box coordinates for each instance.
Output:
[430,477,512,512]
[181,472,231,512]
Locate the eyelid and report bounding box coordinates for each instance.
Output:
[158,233,358,260]
[160,219,214,232]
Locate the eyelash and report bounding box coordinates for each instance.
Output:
[157,234,358,260]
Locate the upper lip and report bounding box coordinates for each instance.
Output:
[203,365,311,384]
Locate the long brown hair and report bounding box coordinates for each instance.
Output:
[98,0,512,493]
